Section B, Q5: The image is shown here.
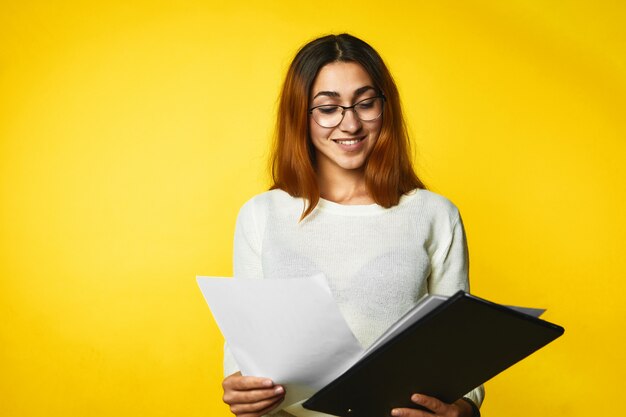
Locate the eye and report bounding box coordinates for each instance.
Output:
[316,105,341,115]
[355,97,376,109]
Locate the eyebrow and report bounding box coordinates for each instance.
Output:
[354,85,376,98]
[312,85,377,100]
[313,90,340,99]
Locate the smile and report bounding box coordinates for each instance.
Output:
[332,137,365,145]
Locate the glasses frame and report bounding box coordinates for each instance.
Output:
[308,95,386,128]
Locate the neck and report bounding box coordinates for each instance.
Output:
[316,165,374,205]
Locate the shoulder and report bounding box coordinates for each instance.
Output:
[397,189,465,245]
[239,189,299,213]
[237,189,303,226]
[400,189,461,222]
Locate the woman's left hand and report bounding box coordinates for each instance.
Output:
[390,394,473,417]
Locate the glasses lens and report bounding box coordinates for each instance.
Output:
[354,97,383,121]
[312,106,343,128]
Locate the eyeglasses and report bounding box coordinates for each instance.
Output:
[308,95,385,128]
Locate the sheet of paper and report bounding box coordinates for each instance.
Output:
[506,305,546,317]
[197,273,365,408]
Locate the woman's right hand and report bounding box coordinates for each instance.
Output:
[222,371,286,417]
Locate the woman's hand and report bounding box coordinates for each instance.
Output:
[390,394,474,417]
[222,371,286,417]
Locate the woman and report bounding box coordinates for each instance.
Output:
[221,34,484,417]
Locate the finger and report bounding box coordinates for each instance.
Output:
[223,375,275,391]
[223,385,285,405]
[410,394,447,414]
[254,396,285,415]
[230,392,285,415]
[390,407,433,417]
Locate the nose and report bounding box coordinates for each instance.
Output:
[338,108,362,133]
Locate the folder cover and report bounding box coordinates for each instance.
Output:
[302,291,564,417]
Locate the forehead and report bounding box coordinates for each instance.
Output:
[311,61,374,96]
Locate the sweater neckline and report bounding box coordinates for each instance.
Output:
[316,189,419,216]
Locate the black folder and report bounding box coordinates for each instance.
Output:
[302,291,564,417]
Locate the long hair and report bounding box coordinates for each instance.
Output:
[270,33,425,219]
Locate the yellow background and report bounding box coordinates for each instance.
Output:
[1,1,624,416]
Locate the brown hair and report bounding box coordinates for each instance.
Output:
[270,33,425,219]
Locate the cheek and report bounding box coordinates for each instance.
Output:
[369,120,383,143]
[309,120,327,142]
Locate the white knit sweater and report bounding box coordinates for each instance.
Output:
[224,188,484,416]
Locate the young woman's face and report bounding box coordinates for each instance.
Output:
[308,61,383,176]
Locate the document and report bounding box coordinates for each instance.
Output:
[197,274,365,408]
[198,274,561,417]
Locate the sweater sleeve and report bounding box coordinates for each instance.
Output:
[224,197,265,377]
[428,207,485,408]
[428,208,469,295]
[233,197,264,280]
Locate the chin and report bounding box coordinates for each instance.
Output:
[336,159,368,171]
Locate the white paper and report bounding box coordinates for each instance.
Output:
[197,274,364,408]
[506,305,546,317]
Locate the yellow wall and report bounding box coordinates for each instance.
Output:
[1,1,624,416]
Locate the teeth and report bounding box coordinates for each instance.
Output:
[336,139,361,145]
